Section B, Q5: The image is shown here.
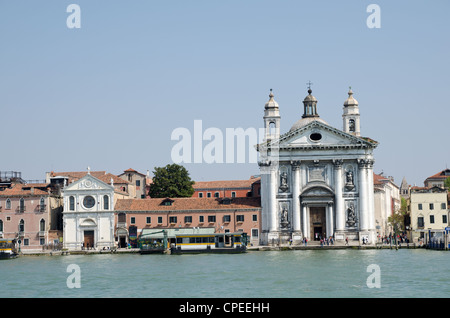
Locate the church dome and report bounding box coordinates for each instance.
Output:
[290,87,328,131]
[290,117,328,131]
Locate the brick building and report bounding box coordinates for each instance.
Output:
[192,177,260,198]
[114,196,261,247]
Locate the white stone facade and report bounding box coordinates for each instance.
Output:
[62,173,115,250]
[258,88,378,245]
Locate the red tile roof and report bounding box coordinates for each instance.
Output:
[115,197,261,212]
[0,184,49,197]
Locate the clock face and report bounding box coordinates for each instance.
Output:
[83,196,96,209]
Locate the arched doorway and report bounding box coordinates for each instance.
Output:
[300,182,335,241]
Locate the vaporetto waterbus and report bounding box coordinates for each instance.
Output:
[170,232,247,254]
[0,238,18,259]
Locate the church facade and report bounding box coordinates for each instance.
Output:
[62,171,116,250]
[258,87,378,245]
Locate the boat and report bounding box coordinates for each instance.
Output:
[170,232,247,254]
[138,230,168,254]
[0,239,18,259]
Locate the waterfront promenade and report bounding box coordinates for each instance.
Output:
[17,240,424,256]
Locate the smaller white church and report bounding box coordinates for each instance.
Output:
[62,170,115,250]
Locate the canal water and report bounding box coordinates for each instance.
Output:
[0,249,449,298]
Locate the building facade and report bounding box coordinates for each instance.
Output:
[192,177,260,198]
[409,186,449,242]
[258,87,378,245]
[0,182,62,250]
[114,197,261,247]
[373,173,401,238]
[62,172,116,250]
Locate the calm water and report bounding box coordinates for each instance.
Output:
[0,249,449,298]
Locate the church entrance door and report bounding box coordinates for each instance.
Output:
[310,207,326,241]
[84,230,94,249]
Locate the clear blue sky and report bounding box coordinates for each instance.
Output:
[1,0,449,187]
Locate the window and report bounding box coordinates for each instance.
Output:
[118,213,126,223]
[40,238,45,246]
[169,216,177,224]
[130,217,136,224]
[136,180,140,187]
[207,192,212,198]
[441,203,446,210]
[184,216,192,223]
[0,220,3,232]
[157,216,163,224]
[208,215,216,223]
[236,215,245,222]
[430,215,435,224]
[231,192,236,198]
[223,215,231,223]
[39,198,45,212]
[6,199,11,210]
[214,192,220,198]
[19,198,25,212]
[146,217,151,224]
[417,217,424,228]
[252,214,258,222]
[443,215,448,224]
[418,203,423,210]
[23,238,29,246]
[430,203,434,210]
[198,192,203,198]
[251,229,259,237]
[40,219,45,232]
[103,195,109,210]
[348,119,355,132]
[199,215,204,223]
[69,196,75,211]
[19,219,25,232]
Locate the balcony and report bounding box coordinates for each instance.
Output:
[17,206,26,213]
[37,205,46,213]
[39,231,46,237]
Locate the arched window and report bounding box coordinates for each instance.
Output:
[0,220,3,232]
[103,195,109,210]
[69,196,75,211]
[40,219,45,232]
[6,199,11,210]
[269,122,276,135]
[19,219,25,232]
[349,119,355,132]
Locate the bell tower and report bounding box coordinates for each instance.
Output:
[342,87,361,136]
[263,89,280,142]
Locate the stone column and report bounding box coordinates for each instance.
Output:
[302,203,308,240]
[333,159,345,235]
[358,159,369,231]
[291,161,301,235]
[327,202,334,238]
[269,165,278,233]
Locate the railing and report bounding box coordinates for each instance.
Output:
[39,231,46,237]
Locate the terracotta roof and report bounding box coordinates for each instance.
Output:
[193,177,261,190]
[115,197,261,212]
[51,171,129,184]
[426,169,450,180]
[0,184,49,197]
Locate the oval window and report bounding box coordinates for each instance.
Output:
[310,133,322,141]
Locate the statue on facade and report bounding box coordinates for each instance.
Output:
[280,206,289,229]
[345,170,355,191]
[279,171,289,192]
[347,203,357,227]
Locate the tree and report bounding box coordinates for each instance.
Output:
[148,164,195,198]
[444,177,450,189]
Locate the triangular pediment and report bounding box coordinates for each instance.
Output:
[264,120,377,150]
[63,173,114,192]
